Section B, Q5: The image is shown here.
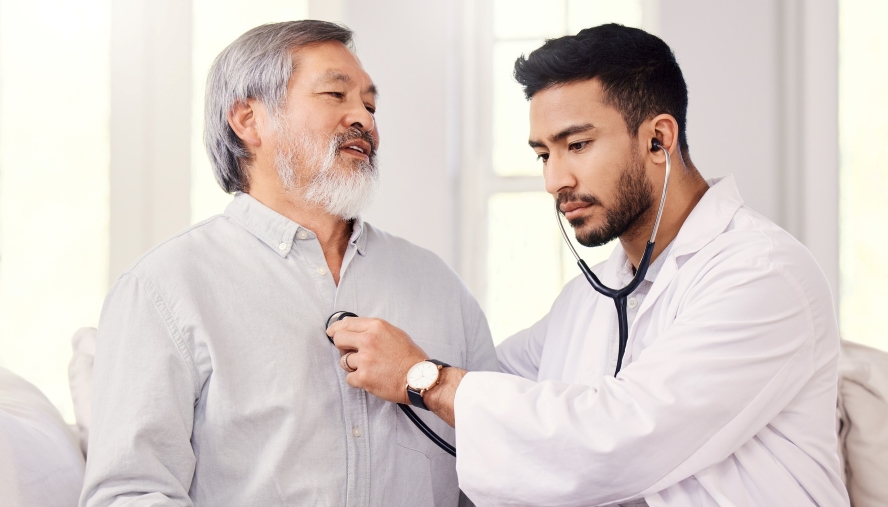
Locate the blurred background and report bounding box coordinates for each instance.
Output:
[0,0,884,422]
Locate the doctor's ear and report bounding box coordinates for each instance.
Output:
[645,114,680,160]
[228,99,263,150]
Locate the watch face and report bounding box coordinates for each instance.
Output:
[407,361,439,390]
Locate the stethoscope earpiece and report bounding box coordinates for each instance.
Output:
[651,138,662,152]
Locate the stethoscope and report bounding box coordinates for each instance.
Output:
[326,311,457,457]
[323,139,669,456]
[556,138,670,376]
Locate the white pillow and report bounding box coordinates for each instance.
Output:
[69,327,96,455]
[836,340,888,507]
[0,366,85,507]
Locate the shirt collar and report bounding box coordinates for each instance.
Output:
[224,193,367,258]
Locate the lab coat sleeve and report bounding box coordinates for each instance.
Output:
[495,312,551,380]
[80,273,198,507]
[454,258,818,507]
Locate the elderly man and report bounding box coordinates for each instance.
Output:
[80,21,497,507]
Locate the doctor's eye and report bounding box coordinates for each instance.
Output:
[537,153,549,163]
[569,141,589,151]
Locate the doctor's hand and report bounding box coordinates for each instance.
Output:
[326,317,428,405]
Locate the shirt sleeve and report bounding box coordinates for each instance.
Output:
[453,258,819,507]
[494,312,550,380]
[80,273,199,507]
[463,290,500,374]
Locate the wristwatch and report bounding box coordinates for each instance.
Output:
[405,359,450,410]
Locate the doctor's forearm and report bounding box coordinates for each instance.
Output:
[425,367,467,427]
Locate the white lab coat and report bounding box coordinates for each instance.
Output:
[454,176,850,507]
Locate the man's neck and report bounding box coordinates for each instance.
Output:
[247,182,352,285]
[621,162,710,269]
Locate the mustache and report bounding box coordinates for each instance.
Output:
[555,191,601,214]
[334,127,377,156]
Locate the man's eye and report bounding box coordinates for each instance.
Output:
[326,92,345,99]
[365,105,376,114]
[537,153,549,162]
[569,141,588,151]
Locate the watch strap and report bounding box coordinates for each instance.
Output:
[407,388,428,410]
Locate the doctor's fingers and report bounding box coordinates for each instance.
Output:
[326,316,388,337]
[330,329,371,352]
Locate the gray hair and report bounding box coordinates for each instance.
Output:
[204,20,355,193]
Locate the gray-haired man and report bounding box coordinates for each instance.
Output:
[80,21,497,507]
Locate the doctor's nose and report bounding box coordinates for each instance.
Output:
[544,155,577,195]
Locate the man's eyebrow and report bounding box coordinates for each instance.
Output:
[549,123,596,143]
[528,139,547,149]
[316,70,379,98]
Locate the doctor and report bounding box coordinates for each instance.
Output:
[327,24,849,506]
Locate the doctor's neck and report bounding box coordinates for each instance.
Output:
[619,153,709,269]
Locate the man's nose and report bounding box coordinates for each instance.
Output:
[343,101,375,132]
[544,153,576,195]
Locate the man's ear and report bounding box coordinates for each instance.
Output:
[227,99,263,151]
[641,114,680,164]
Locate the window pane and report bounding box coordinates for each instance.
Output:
[494,0,566,40]
[486,193,618,343]
[190,0,309,223]
[492,40,545,176]
[839,0,888,351]
[487,193,564,342]
[567,0,642,34]
[0,0,111,422]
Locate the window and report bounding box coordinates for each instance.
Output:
[478,0,643,343]
[0,0,111,421]
[190,0,309,224]
[839,0,888,351]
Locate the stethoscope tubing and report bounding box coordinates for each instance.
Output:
[557,141,671,376]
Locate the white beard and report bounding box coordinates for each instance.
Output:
[274,125,379,220]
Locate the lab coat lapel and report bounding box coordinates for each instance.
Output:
[624,175,745,361]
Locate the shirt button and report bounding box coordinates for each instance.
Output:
[352,426,362,437]
[317,267,327,276]
[297,230,308,240]
[278,242,287,251]
[627,297,638,309]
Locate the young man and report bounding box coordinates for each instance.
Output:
[328,24,849,506]
[81,21,496,507]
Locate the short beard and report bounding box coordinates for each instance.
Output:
[556,153,654,248]
[273,122,379,220]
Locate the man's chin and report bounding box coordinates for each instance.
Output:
[571,222,616,248]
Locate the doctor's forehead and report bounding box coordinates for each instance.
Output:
[528,79,617,144]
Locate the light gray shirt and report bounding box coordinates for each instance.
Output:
[81,193,498,507]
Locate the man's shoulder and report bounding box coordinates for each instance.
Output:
[121,214,234,281]
[704,205,816,270]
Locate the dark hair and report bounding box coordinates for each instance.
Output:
[205,20,355,193]
[514,24,689,154]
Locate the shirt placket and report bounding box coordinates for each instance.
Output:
[295,230,370,507]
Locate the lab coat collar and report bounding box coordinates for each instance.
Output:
[224,192,367,258]
[601,174,743,284]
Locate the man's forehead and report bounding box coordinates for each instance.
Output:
[528,81,617,144]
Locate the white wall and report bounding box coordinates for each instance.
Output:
[659,0,839,301]
[344,0,462,267]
